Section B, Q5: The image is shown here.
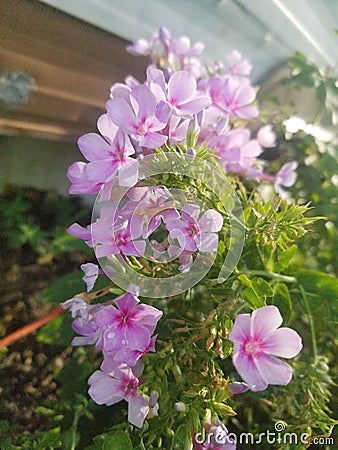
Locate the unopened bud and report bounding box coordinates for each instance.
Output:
[174,401,186,411]
[186,147,196,156]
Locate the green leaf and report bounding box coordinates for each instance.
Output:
[270,283,292,324]
[252,277,273,298]
[242,287,266,309]
[276,244,297,271]
[37,314,74,346]
[172,424,188,449]
[38,271,86,304]
[102,432,133,450]
[297,270,338,312]
[239,275,272,309]
[39,427,62,447]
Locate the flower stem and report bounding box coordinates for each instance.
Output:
[239,270,296,283]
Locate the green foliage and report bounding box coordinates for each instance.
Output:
[0,186,91,259]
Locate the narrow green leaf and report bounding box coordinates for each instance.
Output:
[270,283,292,324]
[102,432,133,450]
[277,244,297,271]
[252,277,273,298]
[242,287,266,309]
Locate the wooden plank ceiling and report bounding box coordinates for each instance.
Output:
[0,0,148,142]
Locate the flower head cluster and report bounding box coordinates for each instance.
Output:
[63,288,162,427]
[67,27,297,199]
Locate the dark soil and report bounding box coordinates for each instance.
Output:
[0,187,89,436]
[0,247,86,434]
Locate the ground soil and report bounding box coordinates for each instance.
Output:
[0,245,85,435]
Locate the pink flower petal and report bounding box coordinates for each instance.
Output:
[232,351,267,392]
[139,132,167,148]
[118,158,139,187]
[229,314,251,342]
[128,393,149,428]
[106,98,138,134]
[78,133,111,161]
[198,210,223,232]
[255,354,293,386]
[198,232,218,252]
[262,328,303,358]
[130,85,156,120]
[88,371,123,405]
[97,113,118,144]
[168,71,196,104]
[251,305,283,338]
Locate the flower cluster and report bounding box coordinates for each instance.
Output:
[63,27,304,439]
[62,287,162,427]
[69,183,223,272]
[68,27,297,199]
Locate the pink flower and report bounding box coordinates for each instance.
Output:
[204,76,258,119]
[166,204,223,253]
[226,50,252,77]
[166,71,211,116]
[88,358,149,428]
[211,128,262,174]
[91,216,146,258]
[274,161,298,197]
[229,305,302,392]
[67,161,102,195]
[94,291,162,354]
[107,84,171,149]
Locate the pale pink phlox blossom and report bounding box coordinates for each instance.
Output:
[126,26,171,61]
[203,75,258,119]
[107,84,171,149]
[211,128,262,174]
[229,305,302,392]
[166,71,211,117]
[62,297,109,346]
[88,357,149,428]
[146,66,211,118]
[112,335,158,367]
[226,50,252,77]
[274,161,298,198]
[256,124,277,148]
[120,185,179,239]
[94,291,162,355]
[166,204,223,253]
[169,35,204,70]
[78,118,138,188]
[91,214,146,258]
[67,162,102,195]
